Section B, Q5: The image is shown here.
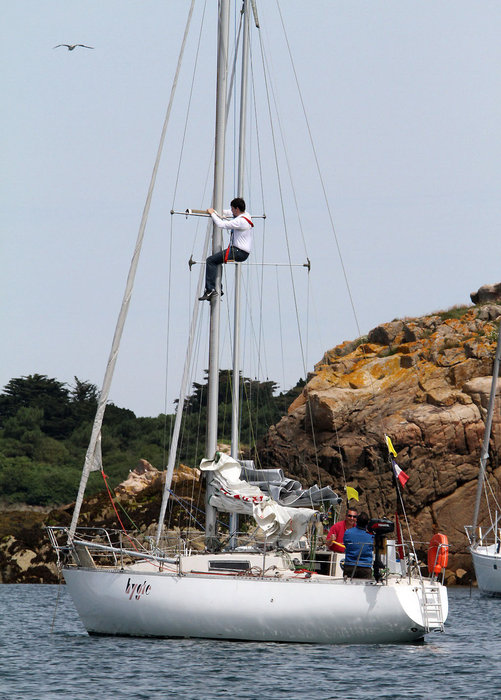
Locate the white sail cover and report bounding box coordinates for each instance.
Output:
[200,453,319,544]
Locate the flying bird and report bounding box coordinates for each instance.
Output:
[53,44,94,51]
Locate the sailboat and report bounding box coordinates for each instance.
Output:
[47,1,448,643]
[465,317,501,595]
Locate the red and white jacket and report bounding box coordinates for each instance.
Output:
[210,209,254,253]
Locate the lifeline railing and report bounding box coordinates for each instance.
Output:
[465,512,501,551]
[46,526,180,570]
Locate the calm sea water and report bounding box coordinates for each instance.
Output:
[0,584,499,700]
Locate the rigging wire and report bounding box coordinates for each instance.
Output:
[249,39,267,215]
[486,474,501,512]
[164,2,353,540]
[157,2,261,543]
[275,267,286,401]
[101,472,139,550]
[255,15,324,490]
[163,0,208,471]
[208,16,262,464]
[170,0,208,210]
[273,0,416,519]
[166,306,208,537]
[67,0,196,541]
[162,12,250,532]
[275,0,361,340]
[247,46,270,456]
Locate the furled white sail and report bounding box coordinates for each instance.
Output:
[200,452,318,544]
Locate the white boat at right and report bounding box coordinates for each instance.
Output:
[465,317,501,595]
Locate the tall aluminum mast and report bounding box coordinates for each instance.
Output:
[229,0,252,545]
[205,0,230,549]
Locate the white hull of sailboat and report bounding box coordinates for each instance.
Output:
[471,546,501,596]
[63,566,447,644]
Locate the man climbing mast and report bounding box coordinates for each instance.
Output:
[199,197,254,301]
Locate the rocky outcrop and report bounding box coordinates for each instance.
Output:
[261,295,501,585]
[114,458,200,500]
[0,508,60,583]
[0,461,202,583]
[470,282,501,305]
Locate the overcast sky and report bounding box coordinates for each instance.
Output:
[3,1,501,417]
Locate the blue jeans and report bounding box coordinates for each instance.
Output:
[205,246,249,292]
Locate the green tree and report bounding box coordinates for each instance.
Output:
[2,406,44,458]
[0,374,74,438]
[70,377,99,422]
[177,370,300,465]
[0,371,301,506]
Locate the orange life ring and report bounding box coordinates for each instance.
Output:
[427,533,449,575]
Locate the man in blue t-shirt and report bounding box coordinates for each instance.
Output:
[343,511,374,579]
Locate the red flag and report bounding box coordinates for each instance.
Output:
[391,457,409,488]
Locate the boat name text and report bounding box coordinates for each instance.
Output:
[125,578,151,601]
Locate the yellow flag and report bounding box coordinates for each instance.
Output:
[346,486,359,502]
[385,434,397,457]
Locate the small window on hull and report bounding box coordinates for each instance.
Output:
[209,560,250,572]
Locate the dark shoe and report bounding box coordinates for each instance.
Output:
[199,290,217,301]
